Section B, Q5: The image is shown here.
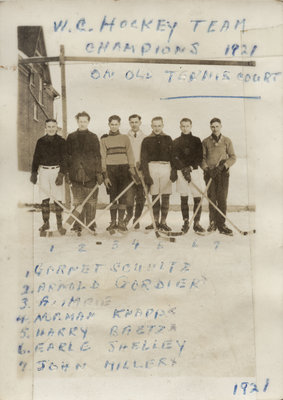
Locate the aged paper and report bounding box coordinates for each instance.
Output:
[0,0,282,399]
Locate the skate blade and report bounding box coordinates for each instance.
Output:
[194,231,207,236]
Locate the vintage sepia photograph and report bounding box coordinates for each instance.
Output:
[0,1,282,399]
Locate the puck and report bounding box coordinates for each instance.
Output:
[96,241,102,245]
[169,237,176,243]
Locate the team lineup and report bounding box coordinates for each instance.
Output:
[30,112,236,238]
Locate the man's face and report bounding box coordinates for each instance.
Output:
[109,119,120,133]
[77,116,90,131]
[180,121,192,135]
[45,121,57,136]
[129,117,141,133]
[210,122,222,136]
[151,119,164,135]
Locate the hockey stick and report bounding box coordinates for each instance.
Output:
[37,185,97,236]
[127,194,160,231]
[87,180,135,227]
[64,183,99,227]
[158,177,213,237]
[124,190,163,233]
[139,174,176,242]
[190,180,256,235]
[187,177,212,234]
[111,192,163,236]
[158,157,223,237]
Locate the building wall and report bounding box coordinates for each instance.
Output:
[17,64,55,172]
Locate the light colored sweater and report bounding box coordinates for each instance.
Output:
[202,134,236,169]
[100,132,135,171]
[127,129,147,165]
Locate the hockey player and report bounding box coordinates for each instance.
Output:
[202,117,236,235]
[30,119,67,234]
[140,116,174,231]
[124,114,146,229]
[172,118,205,234]
[100,115,137,232]
[66,111,103,234]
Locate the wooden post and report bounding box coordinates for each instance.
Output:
[59,45,67,138]
[59,45,71,208]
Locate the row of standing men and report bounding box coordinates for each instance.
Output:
[30,112,236,236]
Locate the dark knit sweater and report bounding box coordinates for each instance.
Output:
[66,129,102,183]
[140,132,173,174]
[31,134,67,174]
[172,132,203,170]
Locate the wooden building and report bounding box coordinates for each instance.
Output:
[17,26,59,172]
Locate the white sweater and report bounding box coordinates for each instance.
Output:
[127,129,147,165]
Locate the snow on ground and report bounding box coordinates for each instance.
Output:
[19,207,256,377]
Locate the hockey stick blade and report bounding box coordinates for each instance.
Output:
[64,183,99,227]
[158,229,185,237]
[242,229,256,235]
[190,180,256,236]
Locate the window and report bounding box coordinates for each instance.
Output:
[33,103,38,121]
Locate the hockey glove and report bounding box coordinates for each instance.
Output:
[55,172,64,186]
[170,168,178,183]
[102,171,112,189]
[211,160,227,179]
[217,159,227,172]
[144,172,154,187]
[203,168,210,181]
[96,173,104,185]
[181,166,192,182]
[65,173,71,185]
[129,167,140,185]
[30,172,37,185]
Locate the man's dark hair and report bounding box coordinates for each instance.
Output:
[108,115,121,123]
[151,116,163,123]
[75,111,91,121]
[129,114,141,121]
[210,117,221,125]
[45,118,57,124]
[180,118,192,124]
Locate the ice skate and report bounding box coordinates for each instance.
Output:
[218,224,233,236]
[181,219,190,233]
[193,222,206,235]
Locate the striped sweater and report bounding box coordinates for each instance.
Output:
[100,132,135,171]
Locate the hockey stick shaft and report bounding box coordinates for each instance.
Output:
[186,156,223,230]
[161,176,213,237]
[190,180,255,235]
[87,180,135,227]
[127,191,163,233]
[139,175,174,242]
[188,178,212,228]
[65,183,99,226]
[38,185,96,235]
